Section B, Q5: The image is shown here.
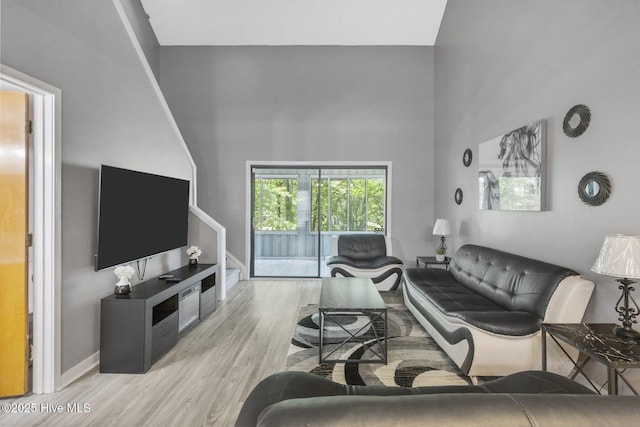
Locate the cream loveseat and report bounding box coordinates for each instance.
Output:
[403,244,594,378]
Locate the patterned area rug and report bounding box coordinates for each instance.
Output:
[286,292,472,387]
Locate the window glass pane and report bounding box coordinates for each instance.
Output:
[329,178,348,231]
[310,178,328,232]
[251,166,387,278]
[348,179,366,230]
[254,178,298,231]
[366,178,385,231]
[310,171,386,232]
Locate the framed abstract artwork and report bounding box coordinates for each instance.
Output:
[478,120,546,211]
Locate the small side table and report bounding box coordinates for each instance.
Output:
[541,323,640,395]
[416,256,451,270]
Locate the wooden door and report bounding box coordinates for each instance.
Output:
[0,90,29,398]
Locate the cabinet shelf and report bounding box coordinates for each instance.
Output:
[152,295,178,326]
[100,263,217,373]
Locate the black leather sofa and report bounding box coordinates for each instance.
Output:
[326,234,403,291]
[403,244,595,377]
[235,370,640,426]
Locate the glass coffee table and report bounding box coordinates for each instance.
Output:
[318,277,388,364]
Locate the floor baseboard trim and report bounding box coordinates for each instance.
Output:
[59,351,100,390]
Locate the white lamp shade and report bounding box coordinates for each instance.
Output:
[432,219,452,236]
[591,235,640,279]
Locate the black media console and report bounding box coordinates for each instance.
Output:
[100,263,217,374]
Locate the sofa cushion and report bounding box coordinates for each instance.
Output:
[480,370,594,394]
[256,394,638,427]
[326,255,403,269]
[235,371,594,426]
[405,268,504,313]
[449,245,578,318]
[337,234,387,260]
[404,268,541,335]
[450,311,542,336]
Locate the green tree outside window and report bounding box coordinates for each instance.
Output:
[311,177,385,232]
[254,178,298,231]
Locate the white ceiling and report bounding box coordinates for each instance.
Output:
[140,0,448,46]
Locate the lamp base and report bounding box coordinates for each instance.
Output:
[614,326,640,341]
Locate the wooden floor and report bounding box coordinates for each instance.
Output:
[1,280,321,427]
[253,258,331,277]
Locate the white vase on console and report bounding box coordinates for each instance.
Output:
[113,264,135,295]
[187,245,202,268]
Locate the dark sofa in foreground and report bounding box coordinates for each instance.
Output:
[404,244,595,377]
[235,371,640,426]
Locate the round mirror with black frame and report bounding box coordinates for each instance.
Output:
[455,188,463,205]
[578,171,611,206]
[463,148,472,167]
[563,104,591,138]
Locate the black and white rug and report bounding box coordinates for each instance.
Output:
[286,292,472,387]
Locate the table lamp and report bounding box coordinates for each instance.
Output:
[432,219,452,255]
[591,234,640,340]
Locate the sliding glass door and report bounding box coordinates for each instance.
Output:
[252,167,320,277]
[251,165,388,278]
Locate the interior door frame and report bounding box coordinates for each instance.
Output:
[245,161,393,279]
[1,64,62,394]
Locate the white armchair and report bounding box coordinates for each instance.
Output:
[326,234,404,291]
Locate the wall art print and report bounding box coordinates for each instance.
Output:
[478,120,546,211]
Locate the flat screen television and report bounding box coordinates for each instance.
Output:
[95,165,190,271]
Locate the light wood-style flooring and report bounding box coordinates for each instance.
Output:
[253,258,331,277]
[1,280,321,427]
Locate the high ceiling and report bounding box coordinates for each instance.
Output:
[140,0,448,46]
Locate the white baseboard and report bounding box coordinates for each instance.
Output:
[59,351,100,390]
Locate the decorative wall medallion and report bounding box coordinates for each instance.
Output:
[463,148,473,167]
[578,171,611,206]
[455,188,463,205]
[563,104,591,138]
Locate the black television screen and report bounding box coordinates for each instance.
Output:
[95,165,190,271]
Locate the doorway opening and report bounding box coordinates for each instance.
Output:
[249,163,390,278]
[1,65,61,394]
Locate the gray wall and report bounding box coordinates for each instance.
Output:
[159,46,435,265]
[1,0,192,374]
[119,0,160,80]
[434,0,640,391]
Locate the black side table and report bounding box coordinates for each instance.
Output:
[416,256,451,270]
[541,323,640,395]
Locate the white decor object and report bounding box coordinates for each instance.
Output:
[591,234,640,340]
[113,264,135,295]
[187,245,202,266]
[187,245,202,259]
[592,235,640,279]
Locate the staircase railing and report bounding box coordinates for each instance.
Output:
[190,205,228,300]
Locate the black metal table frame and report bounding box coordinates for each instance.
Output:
[416,256,451,270]
[541,325,639,396]
[319,308,388,364]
